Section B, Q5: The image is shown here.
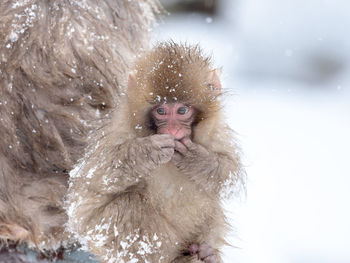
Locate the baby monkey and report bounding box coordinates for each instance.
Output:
[67,42,244,263]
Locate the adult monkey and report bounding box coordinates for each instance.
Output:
[67,42,244,263]
[0,0,162,254]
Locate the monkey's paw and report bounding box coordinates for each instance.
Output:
[189,243,218,263]
[147,134,175,165]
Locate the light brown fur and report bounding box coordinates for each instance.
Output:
[0,0,161,249]
[67,43,244,262]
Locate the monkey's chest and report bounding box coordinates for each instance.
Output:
[147,164,214,229]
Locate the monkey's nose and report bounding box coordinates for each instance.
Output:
[166,128,184,140]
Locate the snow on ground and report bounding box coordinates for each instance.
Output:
[153,0,350,262]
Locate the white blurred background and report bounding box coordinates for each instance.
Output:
[154,1,350,262]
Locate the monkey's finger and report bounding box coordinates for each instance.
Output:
[152,134,175,148]
[161,147,174,155]
[202,255,216,263]
[198,243,216,263]
[188,244,199,255]
[159,140,176,149]
[159,148,174,164]
[171,152,183,164]
[180,137,196,151]
[174,140,187,155]
[154,134,174,140]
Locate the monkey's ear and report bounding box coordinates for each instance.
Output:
[208,69,222,91]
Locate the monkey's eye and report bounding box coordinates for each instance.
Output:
[177,107,189,115]
[157,107,167,115]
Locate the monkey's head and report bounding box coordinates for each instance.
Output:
[151,102,195,140]
[128,42,222,140]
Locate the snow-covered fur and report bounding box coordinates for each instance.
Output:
[67,43,244,262]
[0,0,161,249]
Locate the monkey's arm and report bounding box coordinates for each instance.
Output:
[172,135,242,198]
[74,134,175,195]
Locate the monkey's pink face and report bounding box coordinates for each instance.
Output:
[152,103,196,140]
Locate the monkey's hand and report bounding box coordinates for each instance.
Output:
[131,134,175,172]
[172,138,219,179]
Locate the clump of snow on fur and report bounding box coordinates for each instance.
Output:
[220,171,236,200]
[6,3,38,48]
